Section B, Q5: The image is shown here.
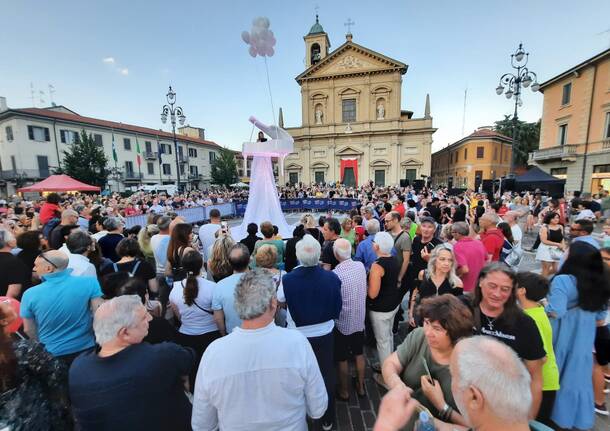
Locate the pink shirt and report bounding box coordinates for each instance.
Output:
[454,237,487,293]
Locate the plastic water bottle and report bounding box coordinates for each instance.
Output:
[414,411,436,431]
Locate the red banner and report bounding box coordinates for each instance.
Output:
[340,158,358,185]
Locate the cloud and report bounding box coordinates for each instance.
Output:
[102,56,129,76]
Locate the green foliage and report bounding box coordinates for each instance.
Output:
[493,115,541,167]
[210,147,238,187]
[62,129,110,188]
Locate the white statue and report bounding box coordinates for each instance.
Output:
[376,103,385,120]
[315,107,324,125]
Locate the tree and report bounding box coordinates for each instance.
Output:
[211,147,238,187]
[493,115,541,168]
[62,129,110,188]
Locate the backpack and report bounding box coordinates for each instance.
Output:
[111,260,142,277]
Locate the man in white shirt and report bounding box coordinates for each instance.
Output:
[192,269,327,431]
[65,230,97,277]
[198,209,221,263]
[503,211,523,251]
[150,216,172,275]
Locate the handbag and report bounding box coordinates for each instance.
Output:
[548,246,563,261]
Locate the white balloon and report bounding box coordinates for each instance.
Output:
[241,31,250,44]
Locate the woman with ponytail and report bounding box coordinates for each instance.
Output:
[168,249,219,389]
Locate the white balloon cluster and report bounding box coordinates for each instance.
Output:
[241,17,276,58]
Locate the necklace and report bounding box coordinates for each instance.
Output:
[485,314,497,330]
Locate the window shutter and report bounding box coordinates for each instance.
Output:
[60,130,66,143]
[28,126,34,140]
[44,128,50,141]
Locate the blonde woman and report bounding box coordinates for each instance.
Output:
[339,217,357,254]
[138,224,159,268]
[301,213,324,245]
[408,243,463,327]
[207,233,235,282]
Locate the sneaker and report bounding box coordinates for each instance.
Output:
[322,422,333,431]
[595,403,609,416]
[604,387,610,394]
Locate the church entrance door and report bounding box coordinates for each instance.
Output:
[343,168,356,187]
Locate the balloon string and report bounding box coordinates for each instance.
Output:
[263,56,277,132]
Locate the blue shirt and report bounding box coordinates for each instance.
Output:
[20,269,102,356]
[212,272,245,333]
[559,235,600,269]
[354,234,377,272]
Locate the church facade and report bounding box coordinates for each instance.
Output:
[282,17,435,187]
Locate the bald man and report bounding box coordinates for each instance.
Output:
[374,336,533,431]
[479,214,505,262]
[20,250,103,365]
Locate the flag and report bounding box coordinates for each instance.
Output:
[111,134,118,163]
[136,139,141,166]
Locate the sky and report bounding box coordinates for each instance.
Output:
[1,0,609,153]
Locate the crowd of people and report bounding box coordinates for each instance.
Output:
[0,183,609,431]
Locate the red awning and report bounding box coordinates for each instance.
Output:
[17,174,101,193]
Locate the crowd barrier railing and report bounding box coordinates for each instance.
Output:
[123,202,235,228]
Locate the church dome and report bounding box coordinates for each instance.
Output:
[308,15,325,35]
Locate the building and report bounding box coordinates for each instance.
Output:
[0,100,220,196]
[529,48,610,193]
[283,16,435,187]
[431,127,512,189]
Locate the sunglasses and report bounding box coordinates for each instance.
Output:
[39,254,58,269]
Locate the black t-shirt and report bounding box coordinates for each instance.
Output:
[408,236,443,287]
[476,308,546,361]
[0,252,29,297]
[98,233,125,262]
[418,275,462,299]
[69,342,195,431]
[144,317,178,345]
[321,240,339,270]
[100,258,156,281]
[49,224,65,250]
[427,205,442,223]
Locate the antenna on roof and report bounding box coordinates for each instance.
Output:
[30,82,35,107]
[48,84,56,106]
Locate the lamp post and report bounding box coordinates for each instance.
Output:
[160,86,186,191]
[495,43,540,177]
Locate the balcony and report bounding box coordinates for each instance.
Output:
[0,169,47,180]
[178,154,189,163]
[144,151,157,160]
[528,144,579,164]
[189,173,203,180]
[124,172,144,181]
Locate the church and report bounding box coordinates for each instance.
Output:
[282,16,436,187]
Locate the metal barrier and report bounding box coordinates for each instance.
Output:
[124,202,236,228]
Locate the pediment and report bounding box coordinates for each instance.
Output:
[296,42,407,82]
[370,159,391,167]
[401,158,424,166]
[336,145,364,156]
[311,161,329,169]
[285,162,303,171]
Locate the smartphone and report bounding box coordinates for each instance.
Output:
[426,242,437,253]
[422,357,433,382]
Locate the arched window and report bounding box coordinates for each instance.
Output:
[310,43,321,64]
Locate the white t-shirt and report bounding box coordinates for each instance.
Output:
[169,277,218,336]
[150,233,170,274]
[511,223,523,249]
[199,223,221,261]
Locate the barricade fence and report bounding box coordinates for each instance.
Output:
[124,199,359,228]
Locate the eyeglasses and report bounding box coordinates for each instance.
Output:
[39,254,58,269]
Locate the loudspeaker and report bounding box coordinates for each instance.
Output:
[501,178,516,192]
[400,179,409,187]
[482,179,494,197]
[413,180,425,190]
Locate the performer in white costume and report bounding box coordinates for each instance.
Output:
[230,117,295,240]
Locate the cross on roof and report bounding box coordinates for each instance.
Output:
[344,18,355,34]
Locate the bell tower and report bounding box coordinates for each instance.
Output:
[304,15,330,69]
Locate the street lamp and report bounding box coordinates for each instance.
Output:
[160,86,186,191]
[495,43,539,177]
